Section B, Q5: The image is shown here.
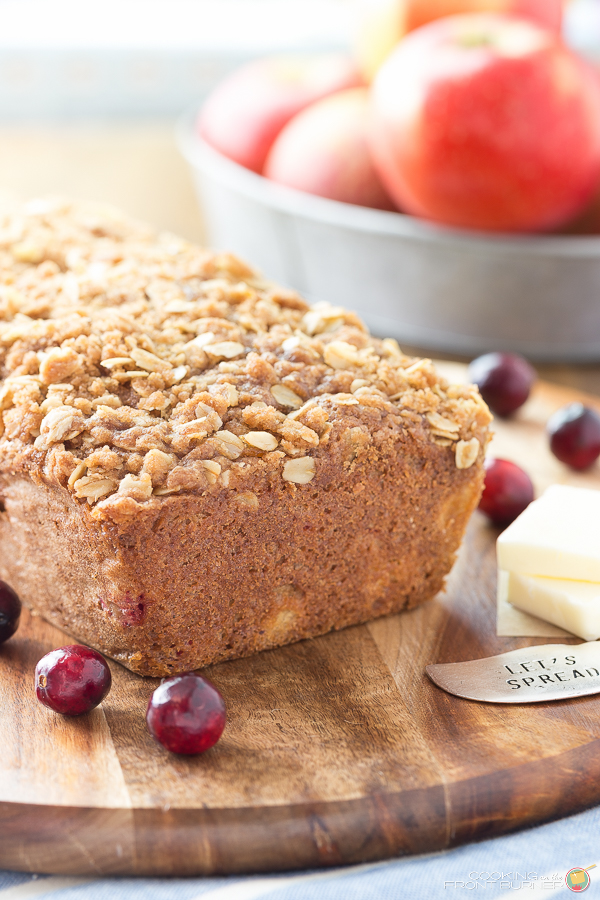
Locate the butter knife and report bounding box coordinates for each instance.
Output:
[426,641,600,703]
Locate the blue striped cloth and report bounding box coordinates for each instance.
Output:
[2,802,598,899]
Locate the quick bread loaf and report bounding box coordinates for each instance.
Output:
[0,199,491,675]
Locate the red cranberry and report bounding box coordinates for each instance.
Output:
[35,645,111,716]
[467,352,536,417]
[146,673,226,755]
[547,403,600,470]
[0,580,21,644]
[479,458,534,526]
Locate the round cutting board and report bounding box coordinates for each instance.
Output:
[2,367,600,877]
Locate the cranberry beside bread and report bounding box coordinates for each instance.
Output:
[0,200,491,675]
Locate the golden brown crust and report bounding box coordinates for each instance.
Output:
[0,199,490,511]
[0,199,492,674]
[0,418,483,676]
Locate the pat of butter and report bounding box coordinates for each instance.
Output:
[497,484,600,581]
[499,569,600,641]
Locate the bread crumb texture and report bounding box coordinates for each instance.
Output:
[0,198,491,522]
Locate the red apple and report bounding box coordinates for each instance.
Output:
[368,14,600,232]
[404,0,562,34]
[561,173,600,234]
[354,0,563,82]
[198,54,363,174]
[560,182,600,234]
[264,88,396,210]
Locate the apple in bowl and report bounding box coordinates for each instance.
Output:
[198,54,363,174]
[264,87,396,210]
[368,13,600,232]
[355,0,563,81]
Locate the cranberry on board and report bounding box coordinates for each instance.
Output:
[478,458,534,526]
[35,645,112,716]
[467,352,536,417]
[0,580,21,644]
[146,673,226,755]
[547,403,600,470]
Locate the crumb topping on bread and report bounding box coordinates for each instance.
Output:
[0,199,491,518]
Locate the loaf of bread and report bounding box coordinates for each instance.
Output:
[0,199,491,675]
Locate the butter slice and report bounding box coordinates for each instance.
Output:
[499,569,600,641]
[497,485,600,581]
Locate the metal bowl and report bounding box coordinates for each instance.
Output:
[178,110,600,362]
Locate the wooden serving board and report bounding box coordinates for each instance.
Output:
[2,366,600,877]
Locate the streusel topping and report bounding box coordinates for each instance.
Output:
[0,199,491,517]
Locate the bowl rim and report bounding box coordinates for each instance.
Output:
[177,105,600,259]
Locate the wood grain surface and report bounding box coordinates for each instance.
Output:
[2,366,600,876]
